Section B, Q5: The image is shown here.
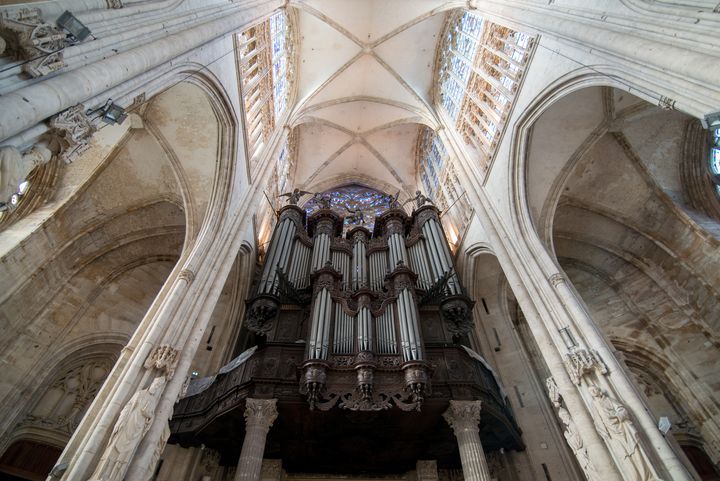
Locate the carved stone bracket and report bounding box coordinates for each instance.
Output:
[144,344,180,378]
[0,8,66,77]
[48,104,97,163]
[565,348,608,385]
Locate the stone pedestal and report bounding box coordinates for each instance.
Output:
[443,400,492,481]
[234,399,279,481]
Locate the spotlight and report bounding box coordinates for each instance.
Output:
[103,102,127,125]
[56,11,92,42]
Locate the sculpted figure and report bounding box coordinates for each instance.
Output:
[279,188,311,205]
[383,191,400,209]
[0,145,51,205]
[589,385,661,481]
[403,190,431,209]
[312,192,331,209]
[88,376,166,481]
[558,407,599,481]
[345,205,365,225]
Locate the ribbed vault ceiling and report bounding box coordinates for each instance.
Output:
[289,0,449,193]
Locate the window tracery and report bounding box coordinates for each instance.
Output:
[436,10,532,171]
[303,184,391,232]
[237,10,294,173]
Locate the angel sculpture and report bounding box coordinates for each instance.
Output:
[403,190,432,209]
[313,192,332,209]
[278,188,311,205]
[345,205,365,225]
[383,191,400,209]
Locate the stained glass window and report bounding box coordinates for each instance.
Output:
[303,184,393,232]
[711,128,720,195]
[237,10,292,168]
[437,11,532,169]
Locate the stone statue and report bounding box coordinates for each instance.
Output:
[344,205,365,225]
[279,188,311,205]
[403,190,431,209]
[588,384,661,481]
[546,377,600,481]
[0,145,51,205]
[88,376,166,481]
[558,406,599,481]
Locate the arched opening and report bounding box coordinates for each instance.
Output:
[517,83,720,479]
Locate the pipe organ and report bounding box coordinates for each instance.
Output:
[243,203,479,411]
[171,196,523,473]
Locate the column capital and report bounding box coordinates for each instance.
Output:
[244,398,278,431]
[443,400,482,434]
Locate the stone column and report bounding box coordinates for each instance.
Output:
[443,400,492,481]
[234,398,279,481]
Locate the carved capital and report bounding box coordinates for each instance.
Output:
[244,398,278,431]
[0,9,66,77]
[144,344,180,378]
[178,268,195,283]
[549,273,565,287]
[443,400,482,435]
[564,348,607,385]
[48,104,96,163]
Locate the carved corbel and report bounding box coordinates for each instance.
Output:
[0,8,66,77]
[47,104,97,164]
[564,348,608,385]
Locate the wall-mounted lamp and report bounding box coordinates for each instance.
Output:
[558,327,578,349]
[56,11,92,42]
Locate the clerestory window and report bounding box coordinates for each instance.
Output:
[237,10,292,173]
[437,10,532,171]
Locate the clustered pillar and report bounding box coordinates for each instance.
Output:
[234,398,279,481]
[443,400,492,481]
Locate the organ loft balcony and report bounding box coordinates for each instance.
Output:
[169,192,523,473]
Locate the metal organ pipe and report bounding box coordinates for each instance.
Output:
[357,307,372,352]
[259,217,296,293]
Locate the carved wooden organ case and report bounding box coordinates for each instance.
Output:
[170,204,523,471]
